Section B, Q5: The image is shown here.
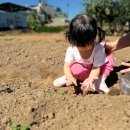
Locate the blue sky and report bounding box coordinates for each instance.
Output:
[0,0,88,18]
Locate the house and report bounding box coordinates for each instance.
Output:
[0,2,68,29]
[31,3,68,25]
[30,3,56,24]
[0,2,32,29]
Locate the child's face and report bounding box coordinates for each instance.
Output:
[77,44,94,52]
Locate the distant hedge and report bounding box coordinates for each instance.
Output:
[38,25,68,33]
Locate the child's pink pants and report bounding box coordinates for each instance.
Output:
[71,53,114,81]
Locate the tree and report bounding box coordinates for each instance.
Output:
[84,0,130,33]
[85,0,112,27]
[27,15,41,32]
[105,1,121,32]
[119,0,130,30]
[56,7,62,12]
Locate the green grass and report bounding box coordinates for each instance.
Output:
[9,120,30,130]
[38,25,68,33]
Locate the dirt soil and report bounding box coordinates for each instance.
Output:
[0,31,130,130]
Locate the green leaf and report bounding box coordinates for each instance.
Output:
[105,8,110,15]
[20,124,30,130]
[56,89,65,95]
[9,120,17,129]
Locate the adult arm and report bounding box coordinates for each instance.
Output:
[105,32,130,52]
[105,32,130,73]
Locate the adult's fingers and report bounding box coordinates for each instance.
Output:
[120,62,130,73]
[121,62,130,67]
[120,68,130,73]
[104,42,115,53]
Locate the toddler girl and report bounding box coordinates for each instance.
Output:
[53,13,114,93]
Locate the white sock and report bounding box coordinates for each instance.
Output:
[101,77,106,82]
[99,77,110,93]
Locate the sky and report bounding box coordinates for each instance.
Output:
[0,0,88,19]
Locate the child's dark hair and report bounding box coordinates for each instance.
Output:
[65,13,105,47]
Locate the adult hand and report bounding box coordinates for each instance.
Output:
[104,41,117,53]
[104,32,130,53]
[120,62,130,73]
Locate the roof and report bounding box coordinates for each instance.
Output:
[41,5,56,17]
[0,2,31,12]
[31,3,56,17]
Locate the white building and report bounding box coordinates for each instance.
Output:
[0,11,32,28]
[0,2,31,28]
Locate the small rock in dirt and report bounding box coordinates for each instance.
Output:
[125,109,130,117]
[43,114,48,120]
[41,59,46,64]
[7,57,11,61]
[122,116,129,122]
[17,53,21,56]
[25,55,29,57]
[48,112,55,119]
[50,61,55,65]
[1,117,10,124]
[31,107,36,112]
[47,56,53,60]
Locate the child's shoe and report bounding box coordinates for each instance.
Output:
[99,84,110,93]
[53,76,66,87]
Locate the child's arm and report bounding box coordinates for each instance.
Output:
[64,62,77,86]
[81,66,100,90]
[89,66,100,79]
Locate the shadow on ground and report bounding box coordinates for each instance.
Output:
[106,62,130,95]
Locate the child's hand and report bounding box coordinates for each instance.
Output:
[81,77,97,91]
[66,77,77,86]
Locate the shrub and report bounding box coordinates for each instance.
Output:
[38,25,68,33]
[27,15,41,32]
